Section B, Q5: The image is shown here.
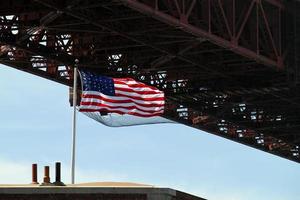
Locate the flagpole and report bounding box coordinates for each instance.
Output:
[71,59,79,184]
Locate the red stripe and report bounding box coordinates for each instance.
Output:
[80,102,164,113]
[81,95,164,107]
[82,93,164,102]
[114,87,162,95]
[79,108,164,117]
[113,80,159,91]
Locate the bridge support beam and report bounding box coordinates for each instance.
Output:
[119,0,284,69]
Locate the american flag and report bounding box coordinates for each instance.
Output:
[79,70,165,117]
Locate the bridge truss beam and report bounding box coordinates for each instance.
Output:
[119,0,284,69]
[0,0,299,163]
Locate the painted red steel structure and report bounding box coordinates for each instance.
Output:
[0,0,299,163]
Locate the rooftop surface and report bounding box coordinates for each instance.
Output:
[0,182,206,200]
[0,182,153,188]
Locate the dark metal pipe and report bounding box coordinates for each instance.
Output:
[43,166,50,184]
[31,164,38,184]
[55,162,61,183]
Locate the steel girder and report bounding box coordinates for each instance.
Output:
[119,0,284,69]
[0,0,299,163]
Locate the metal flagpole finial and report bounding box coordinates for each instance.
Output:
[71,59,79,184]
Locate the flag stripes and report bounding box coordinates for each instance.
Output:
[79,75,165,117]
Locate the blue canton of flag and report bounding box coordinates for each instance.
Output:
[81,71,115,96]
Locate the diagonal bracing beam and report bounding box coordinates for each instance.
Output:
[118,0,283,69]
[33,0,233,79]
[150,39,206,69]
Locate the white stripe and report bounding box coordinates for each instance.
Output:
[115,80,140,85]
[79,105,164,116]
[115,80,160,90]
[82,91,165,105]
[114,84,161,92]
[115,89,164,98]
[82,112,173,127]
[80,98,164,112]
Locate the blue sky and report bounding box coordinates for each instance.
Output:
[0,64,300,200]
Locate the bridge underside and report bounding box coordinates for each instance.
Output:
[0,0,299,163]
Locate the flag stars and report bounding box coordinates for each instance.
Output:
[80,70,116,96]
